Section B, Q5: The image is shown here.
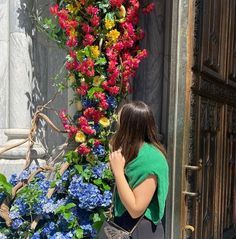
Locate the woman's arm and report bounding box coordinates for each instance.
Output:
[109,150,157,219]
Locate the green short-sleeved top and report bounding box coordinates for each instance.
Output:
[114,142,169,225]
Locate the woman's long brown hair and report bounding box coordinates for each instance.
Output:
[110,101,167,164]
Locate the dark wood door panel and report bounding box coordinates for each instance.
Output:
[201,0,226,80]
[227,0,236,85]
[197,97,224,239]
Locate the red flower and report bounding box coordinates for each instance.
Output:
[58,9,69,20]
[67,126,78,138]
[100,100,109,110]
[81,125,96,135]
[108,86,120,95]
[86,5,99,15]
[78,116,89,126]
[84,107,103,123]
[66,20,79,29]
[83,34,95,46]
[109,0,125,8]
[76,82,89,96]
[77,58,95,77]
[113,42,124,52]
[94,140,101,147]
[137,49,148,60]
[81,23,92,33]
[90,15,100,27]
[142,3,155,14]
[78,144,91,155]
[50,4,59,15]
[66,37,78,48]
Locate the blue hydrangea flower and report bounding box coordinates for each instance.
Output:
[41,221,56,237]
[68,175,103,210]
[107,96,117,110]
[9,210,21,220]
[0,232,7,239]
[18,170,30,181]
[35,172,45,181]
[12,218,23,229]
[61,170,70,181]
[38,180,50,193]
[9,174,18,186]
[50,232,67,239]
[93,124,101,133]
[65,231,74,239]
[42,198,58,214]
[77,209,96,238]
[81,97,95,108]
[92,145,105,158]
[101,190,112,207]
[92,163,108,179]
[30,232,40,239]
[14,198,28,216]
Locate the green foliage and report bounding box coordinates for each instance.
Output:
[0,173,13,197]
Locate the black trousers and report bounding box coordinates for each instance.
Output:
[114,211,164,239]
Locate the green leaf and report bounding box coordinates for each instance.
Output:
[75,165,83,174]
[93,179,102,186]
[88,87,103,98]
[0,174,7,184]
[93,220,104,231]
[95,57,107,66]
[84,47,91,58]
[66,151,79,164]
[64,211,72,220]
[65,203,76,210]
[105,12,115,21]
[75,228,84,239]
[50,181,57,188]
[92,213,101,222]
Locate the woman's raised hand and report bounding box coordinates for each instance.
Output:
[109,149,126,177]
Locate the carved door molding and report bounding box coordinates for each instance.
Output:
[183,0,236,238]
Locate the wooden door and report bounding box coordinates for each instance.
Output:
[183,0,236,238]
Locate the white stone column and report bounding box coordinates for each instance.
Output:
[0,0,9,145]
[0,0,46,178]
[9,0,33,128]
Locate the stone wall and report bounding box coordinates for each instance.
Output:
[0,0,68,178]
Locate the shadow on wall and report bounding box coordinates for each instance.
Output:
[17,0,68,159]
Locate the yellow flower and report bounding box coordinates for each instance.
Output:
[105,19,115,30]
[90,46,100,59]
[75,131,86,143]
[66,2,81,14]
[106,29,120,43]
[99,117,110,127]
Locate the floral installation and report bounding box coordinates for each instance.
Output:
[0,0,154,238]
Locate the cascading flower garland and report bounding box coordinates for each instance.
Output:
[0,0,155,238]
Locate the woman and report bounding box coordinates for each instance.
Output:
[109,101,169,239]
